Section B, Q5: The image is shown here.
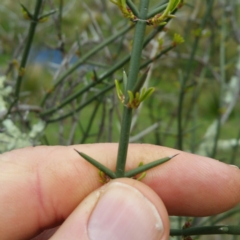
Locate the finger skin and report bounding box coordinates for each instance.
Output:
[0,144,240,239]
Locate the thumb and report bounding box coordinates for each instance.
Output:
[50,178,170,240]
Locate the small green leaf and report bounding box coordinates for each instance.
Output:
[173,33,184,45]
[99,170,111,183]
[134,162,146,181]
[120,0,127,11]
[162,0,180,19]
[127,90,134,104]
[123,70,128,91]
[148,0,180,26]
[139,87,155,102]
[135,92,140,101]
[141,87,146,96]
[169,0,181,12]
[115,80,124,103]
[110,0,135,20]
[136,172,146,181]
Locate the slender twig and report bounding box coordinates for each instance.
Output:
[15,0,43,101]
[141,45,174,69]
[127,0,139,17]
[46,83,114,123]
[201,207,240,226]
[80,101,101,144]
[96,100,107,142]
[47,0,64,47]
[82,1,112,59]
[170,225,240,236]
[177,0,214,150]
[147,3,168,19]
[129,122,160,142]
[211,4,227,158]
[230,127,240,164]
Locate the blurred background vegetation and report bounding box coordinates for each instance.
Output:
[0,0,240,239]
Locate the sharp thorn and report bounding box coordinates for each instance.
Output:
[169,153,180,159]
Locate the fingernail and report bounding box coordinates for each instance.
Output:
[229,164,239,169]
[88,182,164,240]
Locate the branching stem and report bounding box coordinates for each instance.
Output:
[115,0,150,177]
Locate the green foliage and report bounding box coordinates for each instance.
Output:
[0,0,239,155]
[0,0,239,157]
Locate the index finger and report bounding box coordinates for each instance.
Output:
[0,143,240,239]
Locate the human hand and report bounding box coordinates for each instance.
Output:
[1,144,240,240]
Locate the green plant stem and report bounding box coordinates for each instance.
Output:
[41,25,133,107]
[211,5,227,158]
[46,83,113,123]
[141,45,174,69]
[230,127,240,164]
[39,9,57,20]
[3,98,17,120]
[127,0,139,17]
[115,108,132,177]
[80,101,101,143]
[177,0,214,150]
[58,0,63,35]
[15,0,43,101]
[201,207,240,226]
[115,0,150,178]
[170,225,240,236]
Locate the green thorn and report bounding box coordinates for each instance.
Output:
[38,9,57,22]
[124,153,179,178]
[20,3,33,20]
[74,149,116,179]
[139,87,155,102]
